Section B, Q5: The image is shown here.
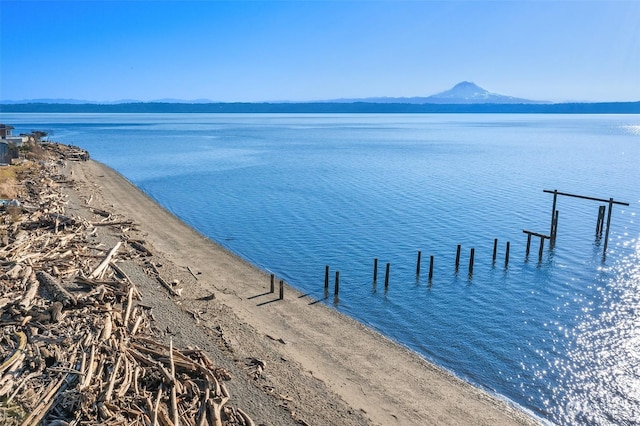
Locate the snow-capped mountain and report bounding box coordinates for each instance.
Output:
[327,82,546,104]
[423,81,545,104]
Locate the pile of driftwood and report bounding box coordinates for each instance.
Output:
[42,143,90,162]
[0,146,254,425]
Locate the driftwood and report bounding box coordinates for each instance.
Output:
[42,142,89,161]
[129,239,153,256]
[0,143,255,426]
[88,241,121,280]
[18,273,38,310]
[188,265,199,280]
[0,331,26,375]
[149,262,182,297]
[90,207,111,218]
[35,271,76,307]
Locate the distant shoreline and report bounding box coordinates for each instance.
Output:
[2,101,639,114]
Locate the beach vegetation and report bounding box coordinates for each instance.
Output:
[21,140,48,161]
[0,161,37,200]
[0,167,18,199]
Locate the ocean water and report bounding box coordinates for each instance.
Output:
[4,113,640,425]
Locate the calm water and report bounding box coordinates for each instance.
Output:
[4,113,640,425]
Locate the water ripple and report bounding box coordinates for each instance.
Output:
[6,112,640,426]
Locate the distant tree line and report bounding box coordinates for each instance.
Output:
[1,102,639,114]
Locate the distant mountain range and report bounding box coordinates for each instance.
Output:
[1,82,638,113]
[328,82,549,104]
[0,82,551,105]
[0,97,216,105]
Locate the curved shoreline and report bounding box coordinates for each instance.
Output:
[72,157,541,425]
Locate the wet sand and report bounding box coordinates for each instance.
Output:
[69,158,540,425]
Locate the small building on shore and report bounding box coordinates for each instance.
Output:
[0,124,13,139]
[0,124,26,164]
[0,140,15,165]
[0,124,26,145]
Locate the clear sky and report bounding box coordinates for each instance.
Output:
[1,0,639,103]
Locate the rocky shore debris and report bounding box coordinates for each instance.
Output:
[0,144,254,425]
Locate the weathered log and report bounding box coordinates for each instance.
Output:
[49,301,63,322]
[104,352,124,402]
[0,296,14,310]
[196,387,210,426]
[36,270,76,307]
[149,263,181,297]
[124,286,135,326]
[187,266,199,280]
[7,263,23,279]
[208,393,229,426]
[237,408,256,426]
[46,213,76,226]
[0,331,26,375]
[80,345,96,390]
[131,313,144,335]
[91,220,134,227]
[89,241,122,280]
[116,354,133,399]
[99,312,113,342]
[90,207,112,218]
[169,339,180,426]
[152,386,163,426]
[129,239,153,256]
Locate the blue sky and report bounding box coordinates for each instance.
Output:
[1,0,639,103]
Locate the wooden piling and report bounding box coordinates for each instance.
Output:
[468,248,475,276]
[429,255,434,282]
[542,189,629,256]
[550,189,558,244]
[279,280,284,300]
[373,258,378,282]
[334,271,340,296]
[270,273,275,293]
[551,210,559,246]
[492,238,498,264]
[384,263,390,288]
[505,241,510,268]
[525,234,532,257]
[455,245,461,272]
[324,265,329,291]
[538,237,545,262]
[596,205,605,236]
[603,198,614,255]
[416,251,422,275]
[523,230,550,262]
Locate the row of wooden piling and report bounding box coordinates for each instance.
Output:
[269,189,629,302]
[270,273,284,300]
[324,236,547,296]
[321,192,624,296]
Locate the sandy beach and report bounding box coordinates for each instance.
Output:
[59,156,540,425]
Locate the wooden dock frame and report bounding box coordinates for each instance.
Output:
[544,189,629,256]
[522,230,550,262]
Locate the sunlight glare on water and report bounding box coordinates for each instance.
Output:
[621,125,640,136]
[552,239,640,425]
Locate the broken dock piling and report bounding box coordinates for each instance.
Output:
[544,189,629,257]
